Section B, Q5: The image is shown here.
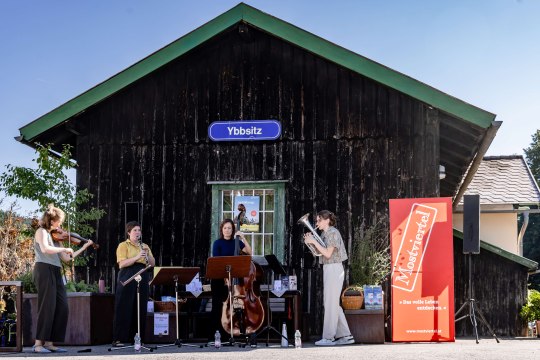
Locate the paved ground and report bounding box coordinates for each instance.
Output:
[1,337,539,360]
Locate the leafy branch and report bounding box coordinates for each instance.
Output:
[0,144,105,266]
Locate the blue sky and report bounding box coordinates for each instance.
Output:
[1,0,539,214]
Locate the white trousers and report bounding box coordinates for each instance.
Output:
[322,262,351,340]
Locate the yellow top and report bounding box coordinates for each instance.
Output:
[116,239,154,265]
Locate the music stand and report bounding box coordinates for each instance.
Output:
[254,255,290,346]
[206,256,252,347]
[108,264,155,352]
[149,267,202,349]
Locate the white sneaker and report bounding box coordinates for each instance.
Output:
[334,335,355,345]
[315,338,336,346]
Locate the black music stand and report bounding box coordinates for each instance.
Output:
[108,264,154,352]
[254,255,290,346]
[206,256,252,347]
[149,267,202,349]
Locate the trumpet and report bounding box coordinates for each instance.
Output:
[298,213,327,257]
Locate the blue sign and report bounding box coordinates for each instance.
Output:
[208,120,281,141]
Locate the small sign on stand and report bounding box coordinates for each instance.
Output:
[153,312,169,336]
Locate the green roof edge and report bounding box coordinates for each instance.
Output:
[453,229,538,270]
[19,2,496,142]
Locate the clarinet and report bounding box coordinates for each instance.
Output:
[121,235,152,286]
[138,235,152,270]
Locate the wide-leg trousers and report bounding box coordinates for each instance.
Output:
[322,262,351,340]
[113,263,149,343]
[33,262,68,342]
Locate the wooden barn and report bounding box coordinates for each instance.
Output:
[18,3,527,337]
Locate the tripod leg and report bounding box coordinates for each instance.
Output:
[454,301,468,318]
[474,304,500,343]
[469,300,480,344]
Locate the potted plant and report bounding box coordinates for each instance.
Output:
[344,216,390,308]
[341,217,390,344]
[520,289,540,337]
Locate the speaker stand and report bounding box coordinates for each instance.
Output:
[455,253,499,344]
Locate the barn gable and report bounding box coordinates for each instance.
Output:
[18,2,497,199]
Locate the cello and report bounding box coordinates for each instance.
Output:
[221,259,265,336]
[220,216,265,337]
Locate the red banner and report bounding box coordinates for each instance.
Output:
[390,198,454,342]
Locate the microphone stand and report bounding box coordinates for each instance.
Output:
[108,266,154,352]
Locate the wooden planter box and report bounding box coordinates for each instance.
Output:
[344,309,385,344]
[22,292,114,345]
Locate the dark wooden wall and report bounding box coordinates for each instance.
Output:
[74,23,442,336]
[453,239,529,337]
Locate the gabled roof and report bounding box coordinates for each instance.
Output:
[460,155,540,206]
[453,229,538,270]
[17,3,498,198]
[18,2,495,142]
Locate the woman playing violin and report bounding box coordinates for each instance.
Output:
[32,204,94,353]
[209,219,252,341]
[112,221,155,347]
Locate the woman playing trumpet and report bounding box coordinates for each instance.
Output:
[304,210,354,346]
[112,221,155,347]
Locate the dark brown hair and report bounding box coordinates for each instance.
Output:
[126,221,141,236]
[219,219,236,239]
[317,210,337,226]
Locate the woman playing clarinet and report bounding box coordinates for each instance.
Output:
[112,221,155,347]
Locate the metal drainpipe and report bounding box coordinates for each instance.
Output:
[518,211,530,257]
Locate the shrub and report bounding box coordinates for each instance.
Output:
[520,289,540,322]
[349,216,391,287]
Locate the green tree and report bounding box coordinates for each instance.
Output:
[0,144,105,264]
[523,129,540,291]
[524,130,540,182]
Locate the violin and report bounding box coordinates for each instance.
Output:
[50,228,100,250]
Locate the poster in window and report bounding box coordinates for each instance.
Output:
[234,196,260,232]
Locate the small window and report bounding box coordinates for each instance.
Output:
[209,181,286,263]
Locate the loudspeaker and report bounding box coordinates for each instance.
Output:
[463,195,480,254]
[124,202,141,227]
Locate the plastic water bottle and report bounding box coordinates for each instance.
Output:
[294,330,302,348]
[134,332,141,352]
[281,322,288,347]
[214,330,221,348]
